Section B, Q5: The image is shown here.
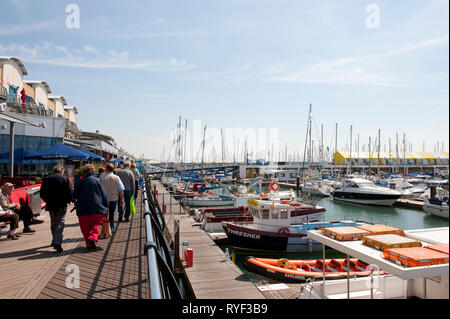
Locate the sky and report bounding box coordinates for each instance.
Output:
[1,0,448,161]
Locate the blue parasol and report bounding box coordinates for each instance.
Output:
[24,144,89,160]
[78,149,106,162]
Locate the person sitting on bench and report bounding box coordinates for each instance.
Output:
[0,183,42,234]
[0,205,20,240]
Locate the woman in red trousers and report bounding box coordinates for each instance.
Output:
[73,164,109,249]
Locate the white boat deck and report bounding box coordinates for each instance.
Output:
[307,227,449,280]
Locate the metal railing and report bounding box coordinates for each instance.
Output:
[142,170,183,299]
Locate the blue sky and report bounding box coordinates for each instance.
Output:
[1,0,448,161]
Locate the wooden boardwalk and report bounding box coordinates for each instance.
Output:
[153,180,266,299]
[0,191,149,299]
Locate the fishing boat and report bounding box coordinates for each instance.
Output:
[222,198,368,252]
[243,257,385,283]
[331,178,402,206]
[195,206,253,233]
[186,195,234,207]
[423,198,449,219]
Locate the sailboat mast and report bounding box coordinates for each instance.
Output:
[349,125,353,175]
[377,129,381,177]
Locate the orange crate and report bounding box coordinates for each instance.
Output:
[322,227,370,241]
[424,244,449,255]
[383,247,450,267]
[362,234,422,250]
[356,224,404,236]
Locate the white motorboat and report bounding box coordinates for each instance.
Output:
[186,195,234,207]
[381,178,427,199]
[331,178,402,206]
[423,198,449,219]
[301,181,333,197]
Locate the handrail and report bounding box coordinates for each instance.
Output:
[142,170,182,299]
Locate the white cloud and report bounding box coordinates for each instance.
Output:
[265,35,449,87]
[0,42,196,72]
[0,18,62,36]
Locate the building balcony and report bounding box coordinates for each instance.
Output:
[0,85,7,102]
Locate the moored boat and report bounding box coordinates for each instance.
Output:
[186,195,234,207]
[423,198,449,219]
[222,198,369,252]
[331,178,402,206]
[243,257,385,283]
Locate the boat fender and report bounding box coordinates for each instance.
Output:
[278,227,290,234]
[269,182,280,192]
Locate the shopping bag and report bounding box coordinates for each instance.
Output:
[100,221,112,239]
[130,196,136,215]
[139,177,143,187]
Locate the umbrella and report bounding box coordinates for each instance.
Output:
[79,149,106,162]
[111,157,124,163]
[24,144,89,160]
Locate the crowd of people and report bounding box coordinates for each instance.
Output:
[0,160,141,254]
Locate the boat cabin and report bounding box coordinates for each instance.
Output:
[246,198,325,232]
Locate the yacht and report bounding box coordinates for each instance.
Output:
[331,178,402,206]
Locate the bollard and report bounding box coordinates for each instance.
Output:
[185,248,193,267]
[182,241,189,261]
[155,190,159,197]
[163,205,167,213]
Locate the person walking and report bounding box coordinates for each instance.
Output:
[131,163,141,200]
[73,164,109,249]
[116,161,135,222]
[0,205,20,240]
[40,165,73,253]
[100,163,125,233]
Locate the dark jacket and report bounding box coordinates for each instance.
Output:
[73,175,109,216]
[40,173,73,211]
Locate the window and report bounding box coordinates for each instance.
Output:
[280,209,288,219]
[39,103,44,115]
[261,209,270,219]
[271,210,279,219]
[49,109,53,117]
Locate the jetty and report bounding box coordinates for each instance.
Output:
[151,179,265,299]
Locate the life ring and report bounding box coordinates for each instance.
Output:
[259,192,269,197]
[280,200,292,205]
[278,227,290,234]
[268,182,280,192]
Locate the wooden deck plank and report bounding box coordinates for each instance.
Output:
[2,189,149,299]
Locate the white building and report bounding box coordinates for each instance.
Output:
[48,95,67,118]
[24,80,52,116]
